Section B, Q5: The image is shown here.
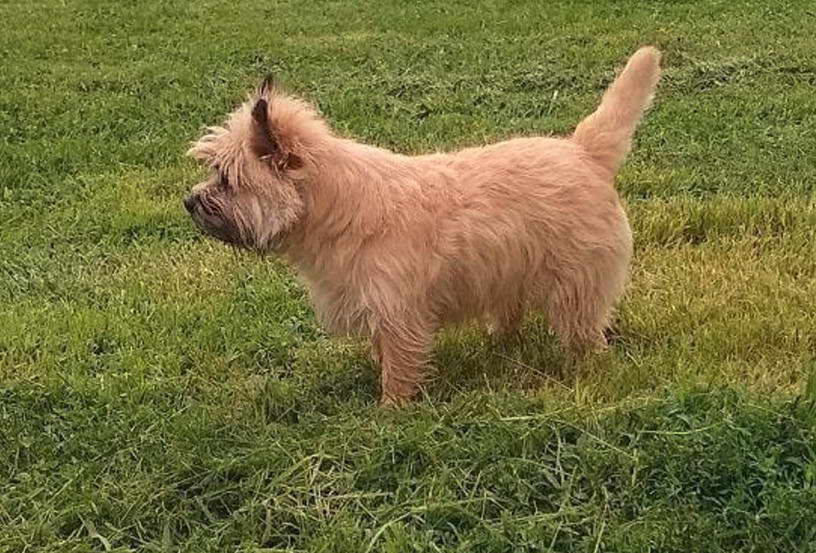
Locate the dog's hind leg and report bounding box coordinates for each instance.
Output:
[372,317,435,406]
[486,300,525,345]
[544,272,616,354]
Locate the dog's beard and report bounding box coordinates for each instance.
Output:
[188,196,242,246]
[191,211,238,245]
[189,199,287,254]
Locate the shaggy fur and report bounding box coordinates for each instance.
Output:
[185,47,662,405]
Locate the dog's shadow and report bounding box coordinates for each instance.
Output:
[426,319,570,402]
[423,315,643,404]
[249,316,641,421]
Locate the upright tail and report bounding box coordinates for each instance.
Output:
[572,46,661,178]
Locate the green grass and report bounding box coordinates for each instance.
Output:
[1,0,816,551]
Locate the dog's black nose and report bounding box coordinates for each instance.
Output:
[183,194,197,214]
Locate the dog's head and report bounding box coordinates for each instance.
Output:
[185,77,328,252]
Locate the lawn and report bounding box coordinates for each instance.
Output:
[1,0,816,551]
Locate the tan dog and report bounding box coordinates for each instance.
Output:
[185,47,661,405]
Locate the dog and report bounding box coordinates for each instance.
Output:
[185,47,661,405]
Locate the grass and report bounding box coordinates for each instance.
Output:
[1,0,815,551]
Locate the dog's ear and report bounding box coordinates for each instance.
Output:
[250,97,276,157]
[249,94,303,171]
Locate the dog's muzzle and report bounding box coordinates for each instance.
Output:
[184,193,240,246]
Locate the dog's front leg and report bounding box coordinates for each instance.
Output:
[371,320,433,407]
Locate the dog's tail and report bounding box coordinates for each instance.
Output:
[571,46,661,178]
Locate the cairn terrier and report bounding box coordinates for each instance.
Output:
[185,47,661,405]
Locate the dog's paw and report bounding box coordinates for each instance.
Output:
[378,395,404,408]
